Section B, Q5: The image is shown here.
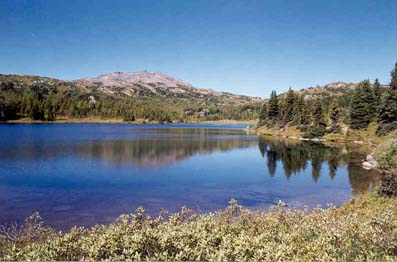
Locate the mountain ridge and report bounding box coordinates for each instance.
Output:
[75,70,261,101]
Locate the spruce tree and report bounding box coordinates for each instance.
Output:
[391,62,397,90]
[258,102,268,126]
[278,97,287,126]
[329,99,341,133]
[377,63,397,134]
[313,98,326,127]
[373,78,382,97]
[293,94,304,126]
[267,90,279,121]
[378,89,397,124]
[349,80,376,129]
[299,95,311,126]
[284,88,295,123]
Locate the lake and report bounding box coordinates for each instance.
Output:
[0,124,379,229]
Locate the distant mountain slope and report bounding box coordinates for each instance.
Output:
[301,82,357,93]
[296,81,388,95]
[75,71,261,102]
[0,72,263,122]
[276,81,389,100]
[79,70,193,89]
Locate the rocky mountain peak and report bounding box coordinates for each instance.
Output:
[79,70,193,88]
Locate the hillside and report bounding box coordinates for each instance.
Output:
[76,71,261,103]
[0,72,263,122]
[0,72,261,102]
[285,81,389,98]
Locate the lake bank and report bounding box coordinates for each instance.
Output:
[1,193,396,261]
[252,123,384,145]
[5,117,257,125]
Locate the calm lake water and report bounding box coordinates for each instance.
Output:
[0,124,379,229]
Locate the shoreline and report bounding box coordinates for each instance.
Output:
[3,117,257,125]
[251,125,386,170]
[252,124,383,146]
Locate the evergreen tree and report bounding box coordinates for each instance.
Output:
[328,99,341,133]
[377,63,397,134]
[284,88,295,123]
[349,80,376,129]
[378,89,397,125]
[312,98,326,127]
[267,90,279,121]
[299,95,311,126]
[258,102,268,126]
[391,62,397,90]
[329,99,340,127]
[373,78,382,97]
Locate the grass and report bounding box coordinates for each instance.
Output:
[346,122,384,144]
[1,194,396,261]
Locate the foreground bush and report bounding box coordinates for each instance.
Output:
[1,195,396,261]
[378,171,397,197]
[374,131,397,196]
[375,133,397,172]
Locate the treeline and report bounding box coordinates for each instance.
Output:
[258,62,397,137]
[0,81,261,123]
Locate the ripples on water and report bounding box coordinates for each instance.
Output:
[0,124,379,229]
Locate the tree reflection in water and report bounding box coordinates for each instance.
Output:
[258,136,379,196]
[78,128,258,167]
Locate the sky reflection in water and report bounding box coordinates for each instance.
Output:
[0,124,379,229]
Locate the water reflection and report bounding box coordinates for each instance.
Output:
[78,128,257,167]
[258,136,379,197]
[0,127,257,166]
[0,124,381,229]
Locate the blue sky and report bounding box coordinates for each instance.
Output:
[0,0,396,97]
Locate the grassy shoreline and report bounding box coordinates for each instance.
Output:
[1,194,396,261]
[253,122,385,145]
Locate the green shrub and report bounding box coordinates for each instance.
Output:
[378,171,397,197]
[374,133,397,197]
[303,126,326,138]
[376,122,397,136]
[374,136,397,172]
[1,195,396,261]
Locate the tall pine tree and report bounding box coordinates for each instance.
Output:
[349,80,376,129]
[312,98,326,127]
[329,99,340,128]
[391,62,397,90]
[294,94,308,126]
[284,88,295,123]
[258,102,268,126]
[267,90,279,121]
[373,78,382,97]
[377,62,397,134]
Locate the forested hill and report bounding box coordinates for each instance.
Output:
[258,62,397,138]
[0,72,263,122]
[1,72,262,101]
